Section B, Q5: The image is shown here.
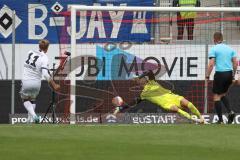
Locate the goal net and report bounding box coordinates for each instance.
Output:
[56,5,240,124]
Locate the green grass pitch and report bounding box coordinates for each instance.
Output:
[0,124,239,160]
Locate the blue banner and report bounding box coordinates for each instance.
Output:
[0,0,153,44]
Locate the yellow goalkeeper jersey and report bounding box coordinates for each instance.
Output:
[140,80,171,99]
[140,80,184,110]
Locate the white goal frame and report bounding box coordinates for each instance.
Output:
[69,5,240,124]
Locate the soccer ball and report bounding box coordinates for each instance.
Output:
[112,96,124,107]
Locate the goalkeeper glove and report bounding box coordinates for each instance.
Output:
[113,106,122,115]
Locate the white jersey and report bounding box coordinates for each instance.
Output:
[22,50,49,81]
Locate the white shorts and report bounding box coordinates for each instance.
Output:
[20,80,41,100]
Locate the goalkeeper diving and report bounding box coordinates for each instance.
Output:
[113,70,205,124]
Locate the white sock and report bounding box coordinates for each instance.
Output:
[27,104,36,123]
[32,103,36,111]
[24,101,37,119]
[31,103,36,121]
[27,112,32,123]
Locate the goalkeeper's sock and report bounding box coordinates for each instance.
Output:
[187,102,201,118]
[177,109,191,120]
[214,101,223,122]
[24,101,37,119]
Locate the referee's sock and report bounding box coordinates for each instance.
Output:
[221,96,232,113]
[214,101,223,122]
[24,101,37,119]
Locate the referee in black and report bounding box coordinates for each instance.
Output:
[206,32,238,124]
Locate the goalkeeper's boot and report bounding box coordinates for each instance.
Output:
[34,116,40,124]
[191,117,203,124]
[227,111,235,124]
[199,117,207,124]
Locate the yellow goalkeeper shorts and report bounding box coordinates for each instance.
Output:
[147,93,184,111]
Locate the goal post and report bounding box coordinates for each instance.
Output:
[67,5,240,124]
[70,7,76,124]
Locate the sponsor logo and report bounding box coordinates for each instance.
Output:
[10,114,100,124]
[10,114,64,124]
[0,0,153,43]
[202,114,240,124]
[51,2,64,13]
[132,114,177,124]
[0,5,22,38]
[9,113,240,124]
[11,117,28,124]
[76,114,99,123]
[105,114,117,123]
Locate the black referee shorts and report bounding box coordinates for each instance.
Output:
[213,71,233,94]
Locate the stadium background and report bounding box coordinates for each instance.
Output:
[1,0,240,123]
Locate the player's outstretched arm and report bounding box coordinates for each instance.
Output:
[206,58,215,80]
[231,57,238,85]
[232,57,238,78]
[49,79,60,91]
[113,97,142,115]
[42,68,60,91]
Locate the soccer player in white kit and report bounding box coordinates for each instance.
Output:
[20,40,60,123]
